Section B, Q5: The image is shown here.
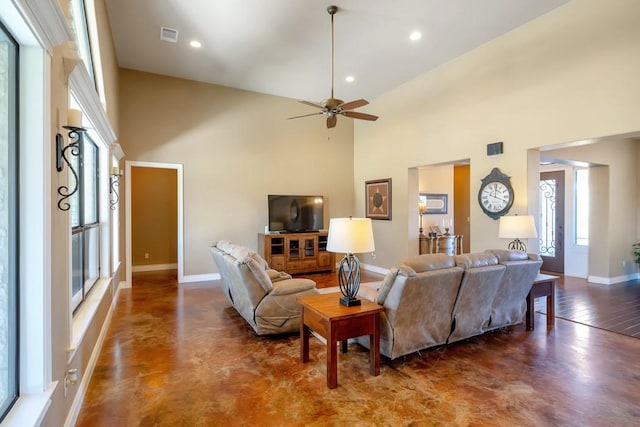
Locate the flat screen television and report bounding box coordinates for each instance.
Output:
[268,195,324,233]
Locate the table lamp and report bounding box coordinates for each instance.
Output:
[418,200,426,237]
[327,217,375,307]
[498,215,537,252]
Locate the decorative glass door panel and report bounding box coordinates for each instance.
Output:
[539,171,565,273]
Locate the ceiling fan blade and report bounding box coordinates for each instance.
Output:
[342,111,379,121]
[298,100,325,109]
[287,112,323,120]
[338,99,369,111]
[327,116,337,128]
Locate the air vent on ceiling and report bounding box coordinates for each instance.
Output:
[160,27,178,43]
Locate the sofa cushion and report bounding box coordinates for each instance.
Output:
[402,253,456,273]
[484,249,529,262]
[216,240,238,255]
[454,253,499,269]
[215,241,272,292]
[243,253,272,292]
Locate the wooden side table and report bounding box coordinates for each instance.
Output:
[526,273,558,330]
[299,293,384,389]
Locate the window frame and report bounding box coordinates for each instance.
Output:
[70,132,100,313]
[69,0,95,85]
[0,19,20,421]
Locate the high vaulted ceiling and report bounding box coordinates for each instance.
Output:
[105,0,569,104]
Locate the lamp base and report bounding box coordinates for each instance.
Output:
[507,239,527,252]
[339,296,361,307]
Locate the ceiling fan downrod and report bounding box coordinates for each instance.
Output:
[328,5,337,100]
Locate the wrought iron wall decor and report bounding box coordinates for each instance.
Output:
[110,169,121,210]
[56,125,86,211]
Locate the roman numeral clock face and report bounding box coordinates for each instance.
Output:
[478,168,514,220]
[481,182,510,212]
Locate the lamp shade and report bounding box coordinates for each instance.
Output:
[498,215,538,239]
[326,217,375,254]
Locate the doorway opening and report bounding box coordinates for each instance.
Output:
[125,161,184,286]
[414,160,471,255]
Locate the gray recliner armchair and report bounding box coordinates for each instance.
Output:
[210,240,318,335]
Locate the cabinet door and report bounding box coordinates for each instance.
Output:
[285,237,303,271]
[287,238,301,261]
[318,252,331,268]
[303,237,316,258]
[269,237,285,256]
[302,237,317,269]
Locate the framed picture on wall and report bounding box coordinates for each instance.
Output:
[420,193,448,214]
[365,178,392,220]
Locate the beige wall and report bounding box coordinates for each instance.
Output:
[131,167,178,266]
[353,0,640,273]
[91,0,119,132]
[118,69,355,276]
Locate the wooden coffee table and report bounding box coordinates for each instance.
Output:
[299,292,384,389]
[526,273,558,330]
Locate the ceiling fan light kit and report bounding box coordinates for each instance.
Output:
[287,5,379,129]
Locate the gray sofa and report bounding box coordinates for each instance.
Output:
[356,250,542,359]
[210,240,318,335]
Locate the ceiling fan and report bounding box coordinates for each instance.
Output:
[287,5,379,129]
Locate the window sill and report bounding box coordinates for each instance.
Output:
[1,382,56,427]
[69,278,111,362]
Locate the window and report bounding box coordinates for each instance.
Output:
[575,168,589,246]
[69,0,95,84]
[0,21,18,420]
[70,132,100,312]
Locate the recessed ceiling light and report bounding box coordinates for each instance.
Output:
[190,40,202,48]
[409,31,422,41]
[345,75,355,83]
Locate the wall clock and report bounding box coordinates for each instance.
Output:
[478,168,514,220]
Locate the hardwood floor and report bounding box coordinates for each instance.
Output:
[75,269,640,426]
[292,269,385,289]
[535,273,640,338]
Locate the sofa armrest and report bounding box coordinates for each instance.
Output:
[270,278,316,296]
[266,269,292,283]
[357,282,381,302]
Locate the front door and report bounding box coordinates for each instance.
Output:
[539,171,565,273]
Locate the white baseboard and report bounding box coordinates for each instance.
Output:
[131,263,177,272]
[361,263,389,276]
[179,273,220,284]
[588,272,639,285]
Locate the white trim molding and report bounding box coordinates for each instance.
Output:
[361,263,388,276]
[111,143,125,161]
[131,263,178,273]
[588,272,640,286]
[181,273,220,284]
[68,63,117,145]
[9,0,72,52]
